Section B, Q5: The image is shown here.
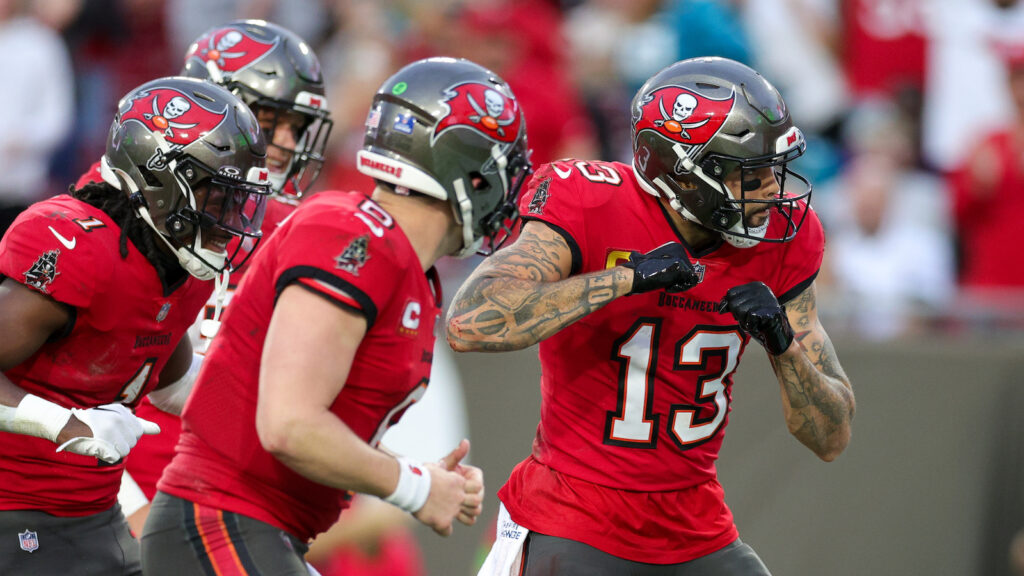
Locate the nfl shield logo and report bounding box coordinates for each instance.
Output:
[18,529,38,553]
[156,302,171,322]
[692,261,706,284]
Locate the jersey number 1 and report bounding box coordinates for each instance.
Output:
[118,358,157,405]
[604,322,742,450]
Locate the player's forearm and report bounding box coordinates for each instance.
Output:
[770,340,855,461]
[258,408,398,497]
[0,375,92,443]
[447,267,632,352]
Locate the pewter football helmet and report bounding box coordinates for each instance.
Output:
[102,76,270,280]
[357,57,531,257]
[183,20,332,197]
[631,57,811,248]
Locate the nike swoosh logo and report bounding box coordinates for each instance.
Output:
[552,164,572,179]
[49,226,76,250]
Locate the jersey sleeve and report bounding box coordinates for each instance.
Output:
[517,161,587,275]
[0,205,111,308]
[774,205,825,305]
[270,213,405,329]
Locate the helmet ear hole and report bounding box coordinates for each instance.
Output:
[468,172,489,191]
[700,158,729,178]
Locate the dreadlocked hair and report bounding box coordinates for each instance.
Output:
[69,182,182,281]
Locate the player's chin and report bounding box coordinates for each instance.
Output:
[745,211,770,228]
[267,153,294,173]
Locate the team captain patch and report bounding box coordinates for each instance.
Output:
[23,249,61,293]
[335,234,371,276]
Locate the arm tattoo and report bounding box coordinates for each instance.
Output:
[771,284,855,459]
[447,225,631,352]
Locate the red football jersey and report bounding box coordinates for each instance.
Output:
[498,160,824,563]
[0,196,212,515]
[126,194,301,499]
[159,191,442,542]
[68,158,303,500]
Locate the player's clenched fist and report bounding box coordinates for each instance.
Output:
[719,281,794,355]
[623,242,701,295]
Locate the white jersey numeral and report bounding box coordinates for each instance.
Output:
[368,379,428,448]
[607,323,657,444]
[355,198,395,238]
[605,323,742,449]
[118,358,156,404]
[670,330,742,446]
[575,161,622,185]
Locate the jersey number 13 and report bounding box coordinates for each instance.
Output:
[604,320,742,450]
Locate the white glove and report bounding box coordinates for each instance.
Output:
[56,403,161,464]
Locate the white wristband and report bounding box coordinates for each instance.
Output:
[4,394,73,442]
[383,456,431,513]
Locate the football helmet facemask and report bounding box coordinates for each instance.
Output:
[356,57,532,258]
[631,57,811,248]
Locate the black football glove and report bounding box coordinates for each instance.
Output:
[622,242,700,295]
[719,282,794,355]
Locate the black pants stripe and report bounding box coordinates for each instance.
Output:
[142,492,310,576]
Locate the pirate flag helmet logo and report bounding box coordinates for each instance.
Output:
[119,87,229,146]
[185,27,277,74]
[633,85,735,159]
[433,82,523,145]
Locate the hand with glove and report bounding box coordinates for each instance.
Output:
[57,403,161,464]
[719,282,794,355]
[622,242,701,295]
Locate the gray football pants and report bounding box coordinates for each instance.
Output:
[522,533,772,576]
[0,503,140,575]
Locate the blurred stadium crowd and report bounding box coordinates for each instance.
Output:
[5,0,1024,341]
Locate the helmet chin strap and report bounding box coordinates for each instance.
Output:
[450,177,482,259]
[721,218,767,248]
[199,267,230,339]
[449,143,509,259]
[133,205,225,280]
[267,167,289,195]
[205,60,225,84]
[104,137,228,280]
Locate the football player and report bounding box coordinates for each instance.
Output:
[448,57,856,575]
[71,20,334,534]
[0,76,269,574]
[140,57,531,575]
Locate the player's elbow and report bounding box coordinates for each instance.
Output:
[815,429,852,462]
[256,406,301,458]
[446,328,474,353]
[446,321,483,353]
